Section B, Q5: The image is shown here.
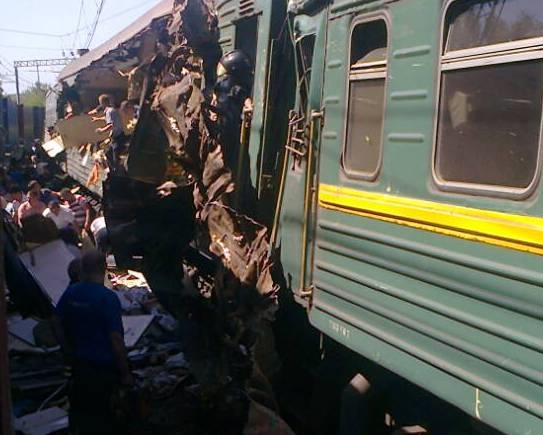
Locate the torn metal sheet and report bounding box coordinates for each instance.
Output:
[139,0,277,302]
[41,137,65,158]
[98,1,280,395]
[122,315,155,348]
[56,114,108,149]
[14,407,68,435]
[19,240,77,307]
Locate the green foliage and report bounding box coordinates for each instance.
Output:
[20,82,50,107]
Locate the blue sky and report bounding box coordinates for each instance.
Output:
[0,0,162,94]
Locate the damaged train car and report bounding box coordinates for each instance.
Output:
[50,0,543,434]
[52,0,294,432]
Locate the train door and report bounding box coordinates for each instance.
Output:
[276,7,328,301]
[217,1,290,215]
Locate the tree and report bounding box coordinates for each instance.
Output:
[20,82,50,107]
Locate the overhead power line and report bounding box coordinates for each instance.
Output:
[72,0,86,49]
[0,27,61,38]
[0,0,160,42]
[0,44,63,51]
[84,0,106,48]
[62,0,159,37]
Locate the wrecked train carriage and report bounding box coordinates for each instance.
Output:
[54,0,293,213]
[51,0,296,287]
[54,0,175,197]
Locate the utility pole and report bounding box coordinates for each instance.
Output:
[14,67,20,105]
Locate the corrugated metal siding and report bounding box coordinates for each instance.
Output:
[312,213,543,434]
[66,147,103,196]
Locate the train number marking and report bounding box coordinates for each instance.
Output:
[329,320,351,340]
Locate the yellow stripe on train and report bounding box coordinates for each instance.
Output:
[318,184,543,256]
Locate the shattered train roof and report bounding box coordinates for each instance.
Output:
[59,0,174,81]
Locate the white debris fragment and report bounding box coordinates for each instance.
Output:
[14,407,69,435]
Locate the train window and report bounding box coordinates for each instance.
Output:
[445,0,543,52]
[343,19,388,179]
[435,0,543,193]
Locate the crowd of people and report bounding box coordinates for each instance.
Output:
[0,143,109,253]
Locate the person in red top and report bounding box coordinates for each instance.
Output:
[17,190,46,225]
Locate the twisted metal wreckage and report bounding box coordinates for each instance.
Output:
[99,0,281,430]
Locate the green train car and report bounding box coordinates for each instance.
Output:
[279,0,543,433]
[221,0,543,433]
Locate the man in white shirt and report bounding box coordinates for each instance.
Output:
[44,199,76,229]
[43,200,79,246]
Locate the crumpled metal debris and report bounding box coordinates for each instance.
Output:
[118,0,278,386]
[148,0,278,304]
[99,0,288,432]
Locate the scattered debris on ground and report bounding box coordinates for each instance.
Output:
[14,407,69,435]
[7,264,188,434]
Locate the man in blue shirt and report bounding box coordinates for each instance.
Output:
[55,250,132,435]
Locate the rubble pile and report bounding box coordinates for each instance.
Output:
[6,265,190,435]
[7,251,290,434]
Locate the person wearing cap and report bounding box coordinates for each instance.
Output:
[43,199,75,229]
